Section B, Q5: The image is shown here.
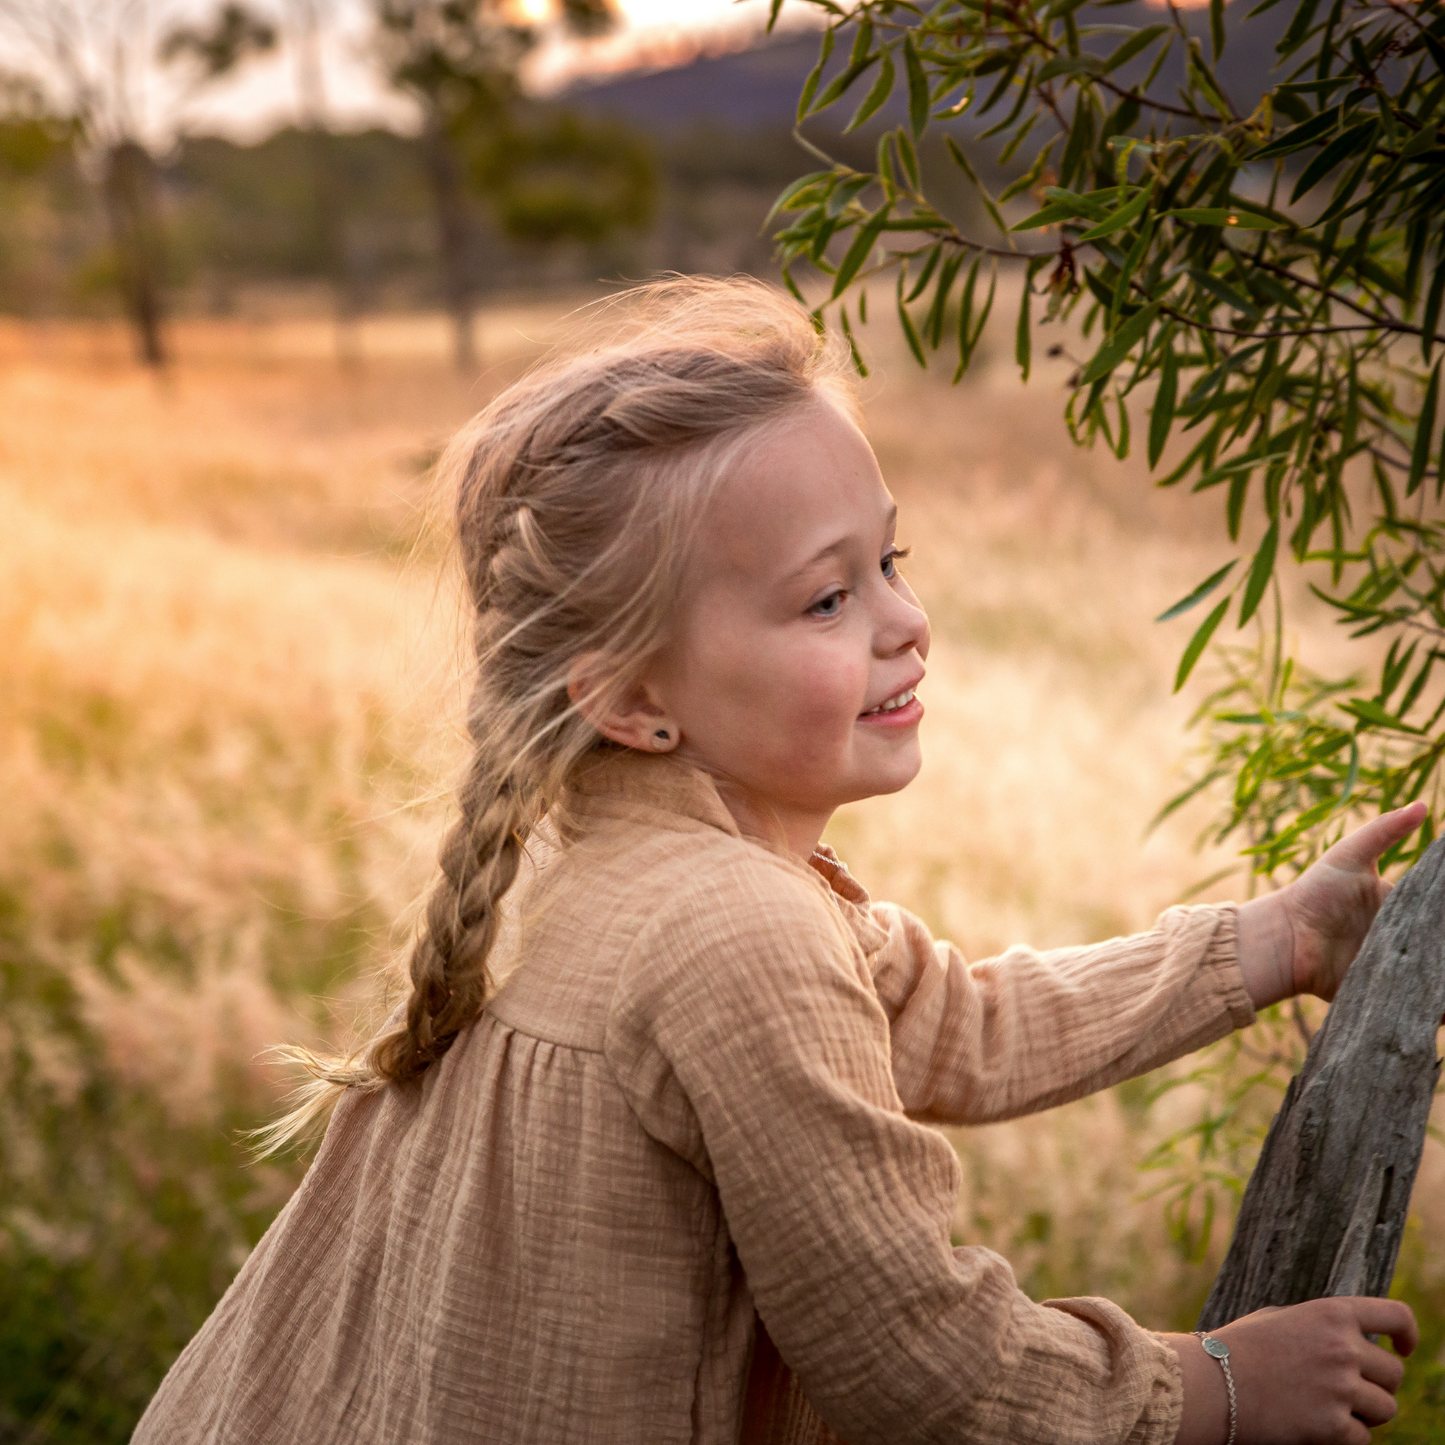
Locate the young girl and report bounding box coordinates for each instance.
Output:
[134,276,1418,1445]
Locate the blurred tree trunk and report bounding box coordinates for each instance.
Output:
[1198,839,1445,1328]
[420,109,477,374]
[102,140,166,368]
[304,123,360,369]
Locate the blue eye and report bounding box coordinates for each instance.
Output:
[811,590,844,617]
[881,545,911,579]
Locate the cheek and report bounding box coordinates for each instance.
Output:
[768,642,870,741]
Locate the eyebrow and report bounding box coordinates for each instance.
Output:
[786,503,898,581]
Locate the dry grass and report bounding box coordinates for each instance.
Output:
[2,297,1442,1404]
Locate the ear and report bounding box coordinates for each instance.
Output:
[567,654,678,753]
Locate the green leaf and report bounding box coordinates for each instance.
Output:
[897,274,926,366]
[1014,186,1109,231]
[1226,472,1249,539]
[1013,202,1085,231]
[1424,242,1445,364]
[797,28,836,123]
[845,48,896,133]
[1188,267,1262,320]
[1059,95,1096,184]
[895,127,921,188]
[999,144,1054,204]
[1075,185,1152,242]
[1237,518,1279,627]
[1149,343,1178,468]
[1250,104,1342,160]
[1339,699,1424,734]
[1273,76,1352,95]
[1186,41,1233,119]
[831,206,890,298]
[1037,53,1106,80]
[811,54,881,116]
[762,169,834,230]
[1016,269,1032,381]
[1168,207,1278,230]
[904,244,941,303]
[1290,119,1378,202]
[904,35,929,140]
[1209,0,1225,60]
[1276,0,1322,57]
[1080,300,1161,386]
[824,173,871,218]
[945,136,1007,234]
[1401,123,1440,160]
[1156,560,1237,623]
[1043,186,1110,219]
[1339,737,1359,808]
[839,303,868,376]
[849,13,873,68]
[1174,598,1229,691]
[1407,359,1441,497]
[1100,24,1170,74]
[955,258,996,380]
[925,250,965,349]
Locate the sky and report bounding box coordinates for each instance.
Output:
[1,0,1195,146]
[3,0,816,145]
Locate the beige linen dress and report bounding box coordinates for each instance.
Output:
[131,749,1254,1445]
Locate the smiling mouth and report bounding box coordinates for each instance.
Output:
[860,686,917,717]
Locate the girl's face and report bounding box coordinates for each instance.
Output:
[653,396,930,857]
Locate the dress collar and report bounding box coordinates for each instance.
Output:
[564,748,888,956]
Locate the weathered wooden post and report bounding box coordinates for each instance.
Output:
[1198,837,1445,1329]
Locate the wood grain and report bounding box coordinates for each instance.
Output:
[1198,838,1445,1329]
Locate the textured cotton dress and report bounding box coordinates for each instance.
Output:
[131,749,1254,1445]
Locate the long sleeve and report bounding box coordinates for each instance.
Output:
[869,900,1255,1125]
[605,850,1187,1445]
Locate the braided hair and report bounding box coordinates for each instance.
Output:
[258,276,855,1146]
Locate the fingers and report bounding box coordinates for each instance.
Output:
[1351,1297,1418,1357]
[1358,1338,1406,1394]
[1326,802,1426,872]
[1351,1380,1400,1428]
[1340,1419,1373,1445]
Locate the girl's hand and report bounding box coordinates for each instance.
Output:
[1168,1297,1418,1445]
[1235,802,1426,1009]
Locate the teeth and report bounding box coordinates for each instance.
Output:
[865,688,915,716]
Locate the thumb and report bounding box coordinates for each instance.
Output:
[1325,802,1427,873]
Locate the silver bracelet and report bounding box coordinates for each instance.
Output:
[1192,1331,1237,1445]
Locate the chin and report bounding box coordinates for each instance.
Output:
[850,750,924,802]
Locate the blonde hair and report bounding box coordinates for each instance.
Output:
[258,276,854,1150]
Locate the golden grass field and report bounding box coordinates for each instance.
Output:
[3,296,1443,1433]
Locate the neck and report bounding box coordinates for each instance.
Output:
[708,775,831,864]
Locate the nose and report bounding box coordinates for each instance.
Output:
[876,576,930,662]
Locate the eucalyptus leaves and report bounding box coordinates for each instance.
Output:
[770,0,1445,878]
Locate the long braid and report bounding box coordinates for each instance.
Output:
[376,744,529,1081]
[253,275,854,1150]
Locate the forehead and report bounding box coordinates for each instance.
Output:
[704,398,892,564]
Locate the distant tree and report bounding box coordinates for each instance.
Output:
[375,0,527,370]
[160,3,279,81]
[375,0,653,371]
[0,0,274,365]
[0,69,76,177]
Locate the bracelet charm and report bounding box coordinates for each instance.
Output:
[1192,1331,1237,1445]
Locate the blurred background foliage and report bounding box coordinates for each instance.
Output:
[0,0,1444,1439]
[0,4,900,363]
